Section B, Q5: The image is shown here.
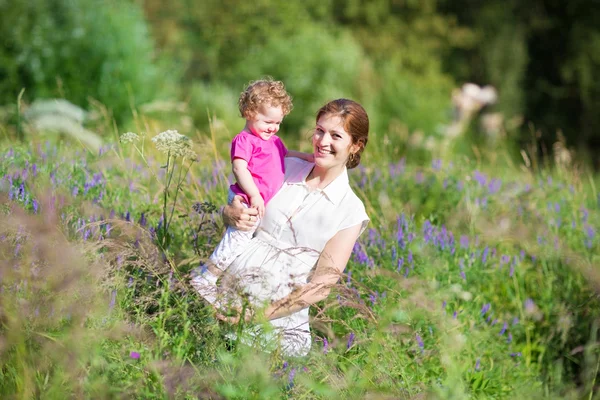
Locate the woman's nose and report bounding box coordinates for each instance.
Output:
[318,133,331,144]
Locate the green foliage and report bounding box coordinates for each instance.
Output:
[146,0,461,148]
[207,26,366,136]
[0,0,172,123]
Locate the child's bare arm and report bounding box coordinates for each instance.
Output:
[232,158,265,217]
[286,150,314,162]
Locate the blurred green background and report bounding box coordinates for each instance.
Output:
[1,0,599,165]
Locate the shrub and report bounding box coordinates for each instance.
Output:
[0,0,173,123]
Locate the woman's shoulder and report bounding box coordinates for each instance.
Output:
[342,186,367,214]
[336,185,369,234]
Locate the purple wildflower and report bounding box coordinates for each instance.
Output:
[130,351,140,359]
[139,212,147,227]
[481,247,489,264]
[369,293,377,307]
[499,321,508,335]
[488,178,502,194]
[109,289,116,310]
[507,333,513,344]
[323,338,329,354]
[397,257,404,272]
[481,303,491,316]
[474,170,487,186]
[416,334,424,351]
[347,332,355,349]
[415,171,424,184]
[475,358,481,371]
[581,207,589,223]
[524,298,535,312]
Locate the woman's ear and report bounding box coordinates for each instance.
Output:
[350,143,361,155]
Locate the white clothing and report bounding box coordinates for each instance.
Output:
[221,157,369,356]
[192,190,259,304]
[209,190,258,271]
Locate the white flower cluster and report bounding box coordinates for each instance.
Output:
[119,132,140,144]
[151,129,197,160]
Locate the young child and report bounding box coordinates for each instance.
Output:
[191,78,312,304]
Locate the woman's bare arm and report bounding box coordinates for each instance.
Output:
[262,223,363,320]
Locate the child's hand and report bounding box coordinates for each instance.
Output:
[249,194,265,219]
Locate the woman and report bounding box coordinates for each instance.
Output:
[211,98,369,357]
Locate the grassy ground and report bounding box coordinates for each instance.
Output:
[1,125,599,399]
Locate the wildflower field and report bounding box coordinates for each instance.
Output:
[1,122,599,399]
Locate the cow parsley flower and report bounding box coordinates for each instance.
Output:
[151,129,197,159]
[120,132,140,144]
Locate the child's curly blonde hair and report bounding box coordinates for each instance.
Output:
[238,78,293,119]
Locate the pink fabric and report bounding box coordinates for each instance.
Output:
[230,130,288,205]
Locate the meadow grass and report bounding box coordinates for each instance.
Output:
[0,124,599,399]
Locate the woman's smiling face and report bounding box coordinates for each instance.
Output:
[312,114,359,171]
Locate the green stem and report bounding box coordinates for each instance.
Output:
[162,152,173,247]
[166,160,194,236]
[589,352,600,400]
[16,88,25,142]
[133,144,161,185]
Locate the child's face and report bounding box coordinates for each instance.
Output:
[246,105,284,140]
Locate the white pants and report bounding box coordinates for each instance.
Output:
[191,190,258,304]
[209,190,259,271]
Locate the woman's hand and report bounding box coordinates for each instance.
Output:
[215,305,254,324]
[222,195,259,231]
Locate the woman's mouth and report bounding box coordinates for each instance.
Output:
[316,147,334,155]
